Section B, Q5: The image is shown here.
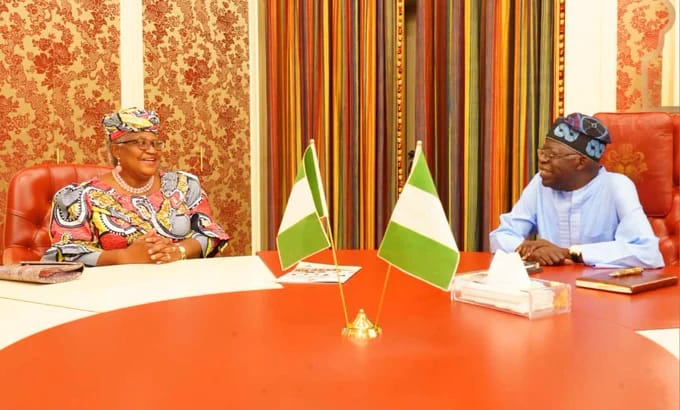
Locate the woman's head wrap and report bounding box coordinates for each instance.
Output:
[102,107,160,141]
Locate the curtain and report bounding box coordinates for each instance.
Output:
[264,0,400,250]
[415,0,561,250]
[263,0,562,251]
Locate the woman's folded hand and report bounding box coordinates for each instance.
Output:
[143,232,182,264]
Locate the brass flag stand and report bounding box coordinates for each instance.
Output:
[323,219,381,339]
[276,138,384,341]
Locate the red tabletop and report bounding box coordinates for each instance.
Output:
[0,250,677,410]
[530,260,679,330]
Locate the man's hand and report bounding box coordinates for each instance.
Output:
[515,239,571,266]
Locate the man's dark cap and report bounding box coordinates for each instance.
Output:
[547,113,611,162]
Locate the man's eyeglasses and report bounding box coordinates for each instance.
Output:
[537,148,579,161]
[113,139,166,151]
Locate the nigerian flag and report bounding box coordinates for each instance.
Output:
[276,142,331,270]
[378,142,460,290]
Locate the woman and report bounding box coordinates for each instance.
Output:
[42,107,229,266]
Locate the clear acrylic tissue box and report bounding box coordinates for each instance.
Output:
[450,272,571,319]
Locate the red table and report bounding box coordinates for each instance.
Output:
[0,250,677,409]
[533,261,679,330]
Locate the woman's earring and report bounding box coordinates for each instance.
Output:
[115,159,122,173]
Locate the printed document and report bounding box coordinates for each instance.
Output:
[277,262,361,284]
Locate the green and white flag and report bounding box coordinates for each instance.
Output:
[277,142,331,270]
[378,142,460,290]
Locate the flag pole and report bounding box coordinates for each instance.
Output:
[311,139,379,339]
[330,219,381,339]
[373,264,392,327]
[323,217,350,326]
[311,138,349,326]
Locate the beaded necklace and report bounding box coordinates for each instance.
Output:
[112,169,154,195]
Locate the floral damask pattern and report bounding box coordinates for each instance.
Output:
[617,0,674,110]
[0,0,251,257]
[143,0,251,255]
[0,1,120,235]
[602,143,648,183]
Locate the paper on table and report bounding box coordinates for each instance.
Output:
[0,256,282,313]
[637,328,680,359]
[0,298,93,350]
[277,262,361,284]
[487,251,532,289]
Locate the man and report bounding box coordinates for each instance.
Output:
[489,112,664,268]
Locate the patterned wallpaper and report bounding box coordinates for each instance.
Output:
[617,0,675,110]
[0,0,120,228]
[0,0,251,257]
[143,0,251,255]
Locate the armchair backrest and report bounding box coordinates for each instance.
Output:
[594,112,679,266]
[2,163,111,265]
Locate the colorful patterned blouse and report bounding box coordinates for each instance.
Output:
[43,171,229,266]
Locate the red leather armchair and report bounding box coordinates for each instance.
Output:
[594,112,680,266]
[2,163,111,265]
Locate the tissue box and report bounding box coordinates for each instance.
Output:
[451,272,571,319]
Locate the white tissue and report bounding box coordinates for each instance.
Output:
[486,251,532,289]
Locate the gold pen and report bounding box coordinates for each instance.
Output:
[608,267,643,277]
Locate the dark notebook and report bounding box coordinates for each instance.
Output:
[575,269,678,294]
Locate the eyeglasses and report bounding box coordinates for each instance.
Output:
[113,139,166,151]
[537,148,579,161]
